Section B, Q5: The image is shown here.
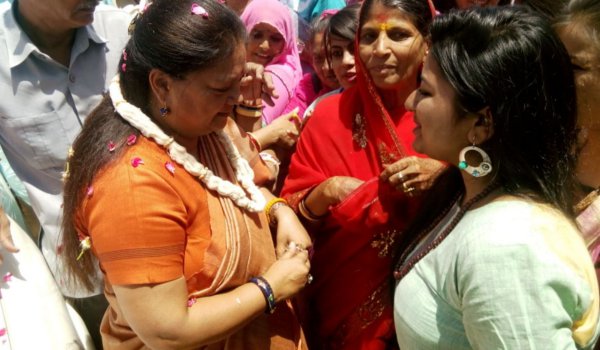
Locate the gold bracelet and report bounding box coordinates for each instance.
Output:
[236,105,263,118]
[265,197,288,226]
[238,103,263,111]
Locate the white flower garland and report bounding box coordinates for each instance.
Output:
[109,75,266,212]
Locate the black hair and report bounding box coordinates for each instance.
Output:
[402,6,577,252]
[324,4,360,67]
[359,0,434,37]
[62,0,247,291]
[433,0,511,13]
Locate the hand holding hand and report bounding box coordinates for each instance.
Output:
[273,206,312,258]
[262,246,310,302]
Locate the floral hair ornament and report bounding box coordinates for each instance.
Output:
[76,237,91,261]
[121,49,128,73]
[128,0,152,34]
[126,134,138,145]
[319,9,339,20]
[191,3,209,18]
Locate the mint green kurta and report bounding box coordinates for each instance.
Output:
[394,199,600,350]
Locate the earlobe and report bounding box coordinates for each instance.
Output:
[148,69,171,105]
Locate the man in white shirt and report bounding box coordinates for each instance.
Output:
[0,0,130,347]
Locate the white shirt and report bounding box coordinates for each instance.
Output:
[0,2,131,297]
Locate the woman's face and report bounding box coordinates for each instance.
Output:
[312,31,339,89]
[405,55,475,164]
[358,3,426,91]
[329,34,357,89]
[161,44,246,145]
[455,0,500,9]
[558,23,600,133]
[247,23,285,66]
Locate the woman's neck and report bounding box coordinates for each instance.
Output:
[380,80,416,113]
[461,172,498,209]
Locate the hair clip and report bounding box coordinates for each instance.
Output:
[191,3,209,18]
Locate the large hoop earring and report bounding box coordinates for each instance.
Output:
[458,145,492,177]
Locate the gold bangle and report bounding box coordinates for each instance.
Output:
[298,198,325,223]
[265,197,288,226]
[236,105,263,118]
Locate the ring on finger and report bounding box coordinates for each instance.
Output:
[397,172,404,181]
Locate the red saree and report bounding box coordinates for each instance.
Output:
[281,47,422,349]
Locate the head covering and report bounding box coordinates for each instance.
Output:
[241,0,303,97]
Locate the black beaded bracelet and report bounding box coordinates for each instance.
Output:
[249,276,277,314]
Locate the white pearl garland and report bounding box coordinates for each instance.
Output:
[109,75,266,212]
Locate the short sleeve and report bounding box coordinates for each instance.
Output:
[84,158,188,286]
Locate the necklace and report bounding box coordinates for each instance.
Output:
[109,76,266,212]
[393,182,500,281]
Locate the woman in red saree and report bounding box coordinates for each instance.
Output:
[281,0,443,348]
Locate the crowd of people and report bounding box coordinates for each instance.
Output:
[0,0,599,349]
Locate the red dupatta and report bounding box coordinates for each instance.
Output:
[281,20,423,350]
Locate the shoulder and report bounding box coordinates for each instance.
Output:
[455,198,594,286]
[93,136,197,198]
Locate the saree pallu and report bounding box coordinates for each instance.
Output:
[282,84,422,349]
[78,124,304,350]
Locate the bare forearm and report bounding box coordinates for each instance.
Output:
[303,179,336,217]
[114,278,268,350]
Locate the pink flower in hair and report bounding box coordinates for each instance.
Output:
[191,3,209,18]
[126,134,137,145]
[108,141,116,152]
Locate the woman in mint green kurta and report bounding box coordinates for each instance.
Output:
[393,6,599,349]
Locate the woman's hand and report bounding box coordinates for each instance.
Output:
[253,109,301,149]
[262,246,310,302]
[323,176,365,205]
[272,206,312,258]
[380,156,446,196]
[240,62,277,107]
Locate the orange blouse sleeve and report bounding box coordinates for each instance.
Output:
[81,147,200,286]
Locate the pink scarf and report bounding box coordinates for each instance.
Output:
[241,0,302,99]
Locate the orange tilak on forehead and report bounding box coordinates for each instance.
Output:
[376,14,391,32]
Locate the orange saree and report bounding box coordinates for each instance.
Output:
[75,121,305,349]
